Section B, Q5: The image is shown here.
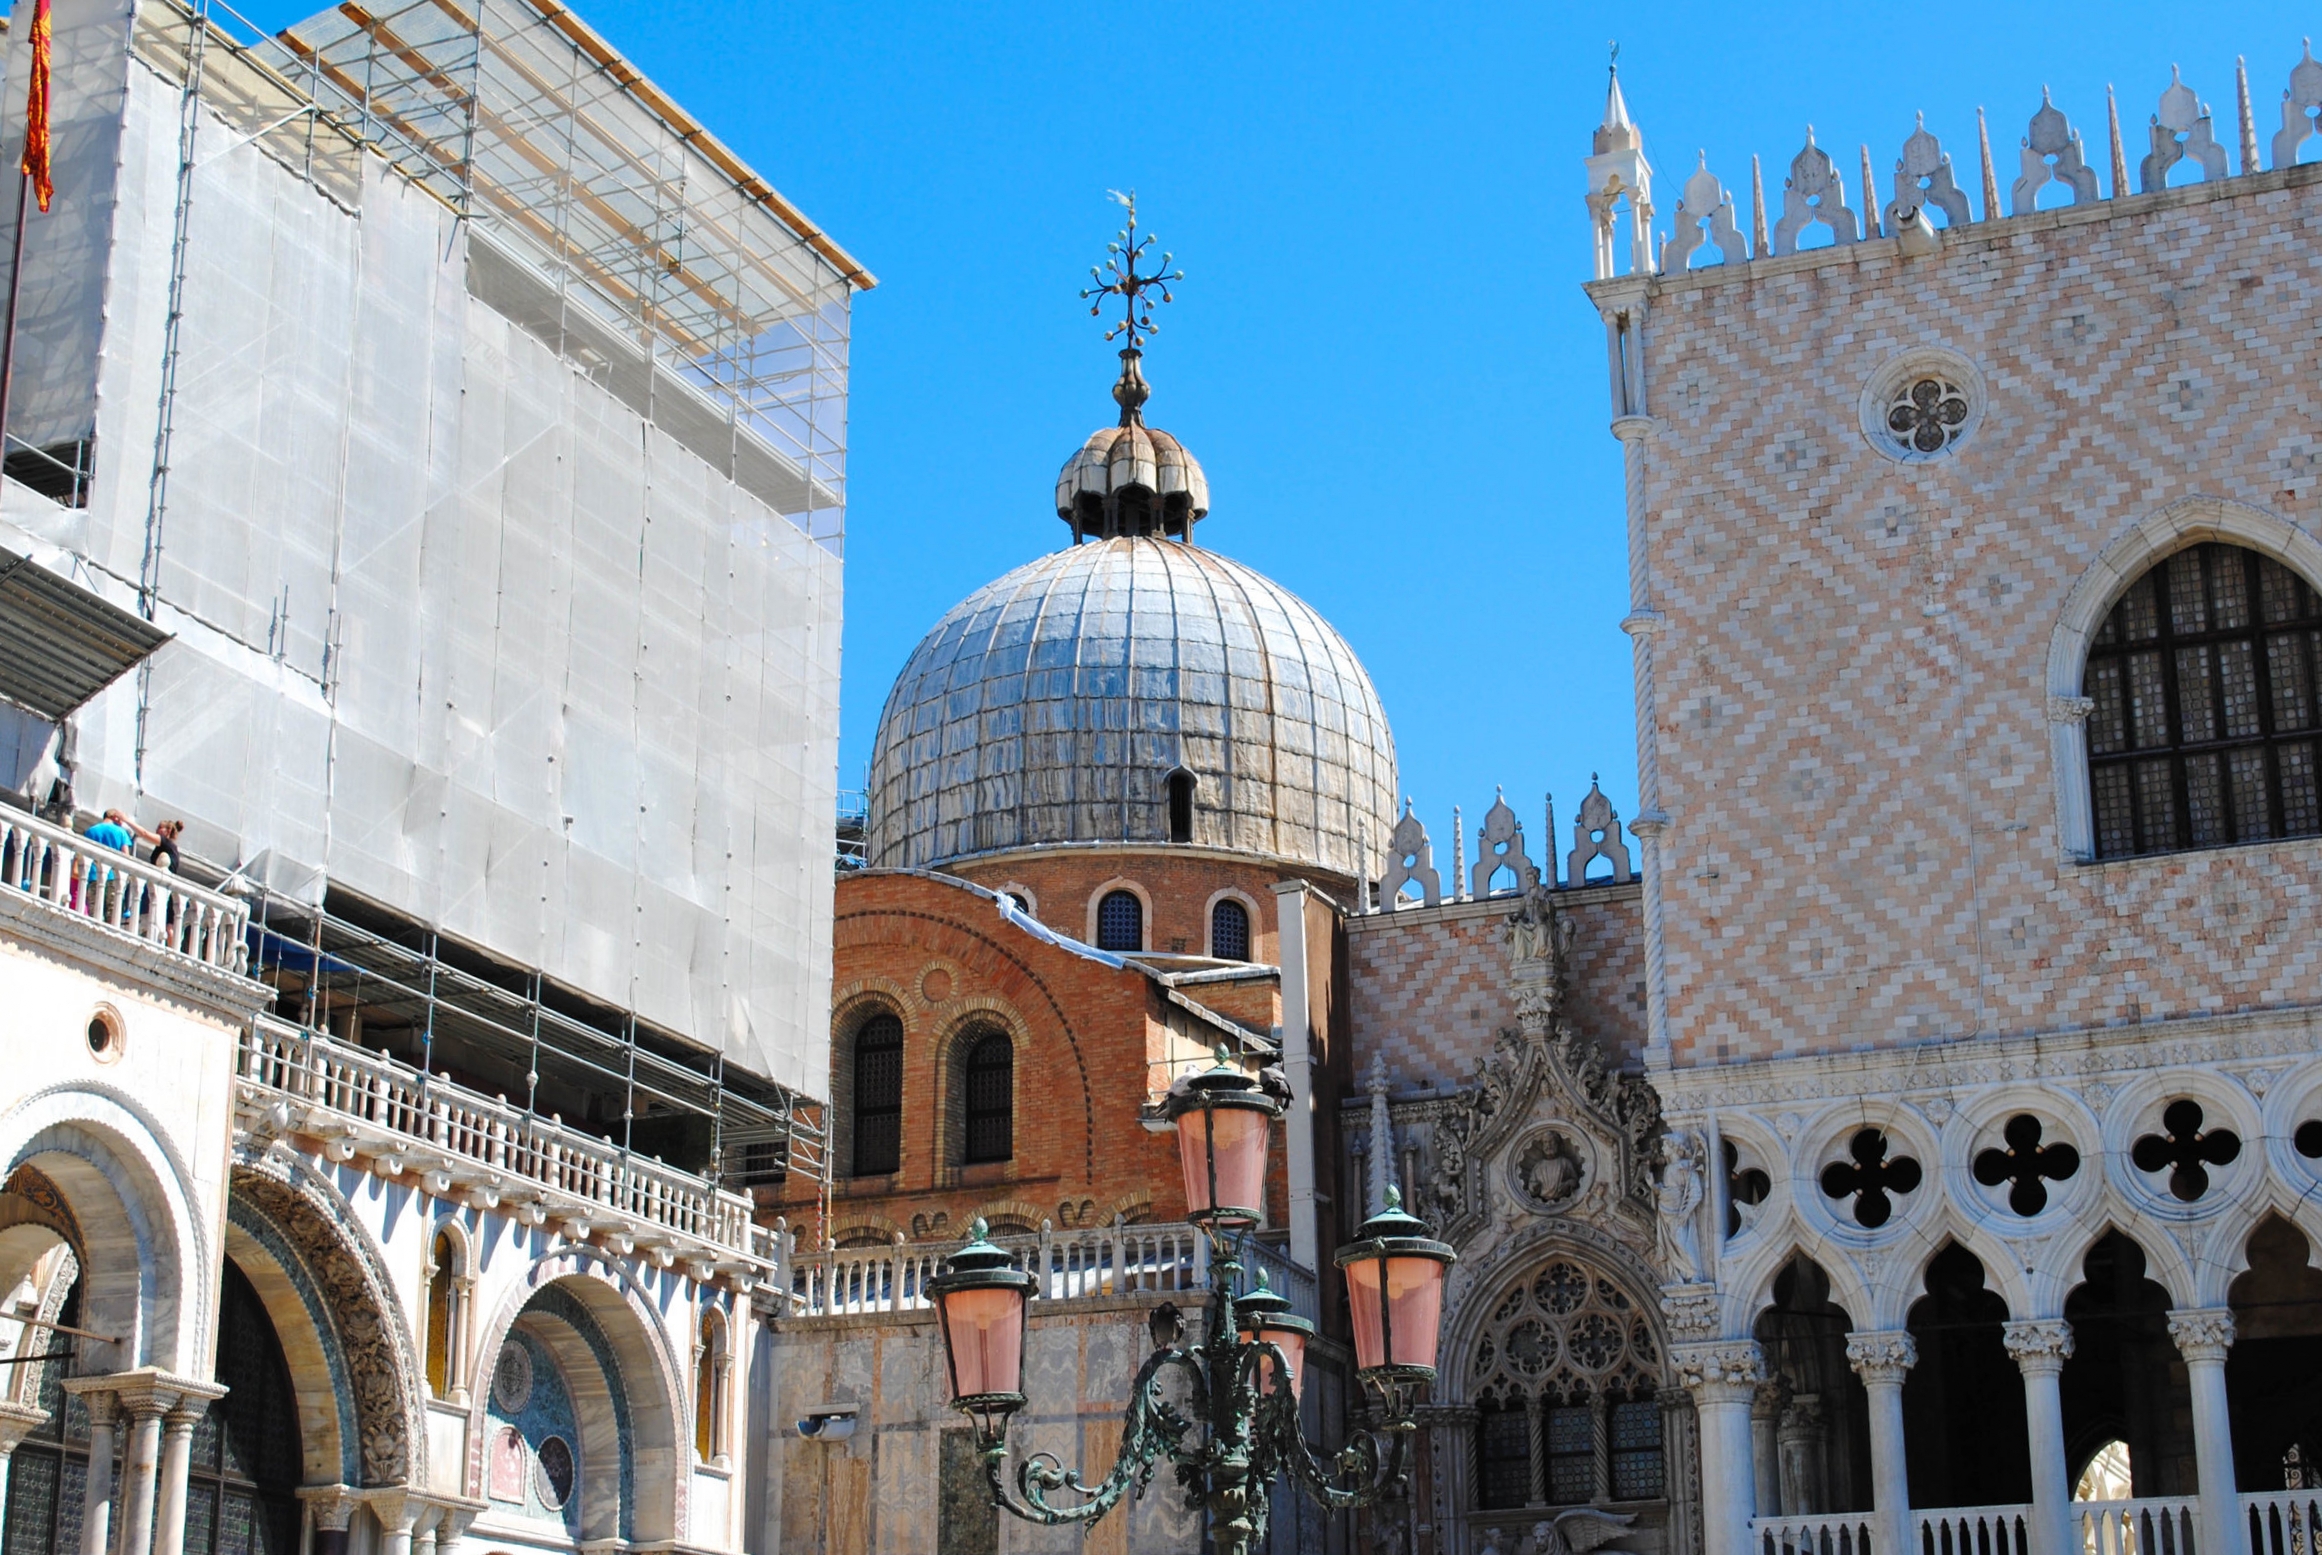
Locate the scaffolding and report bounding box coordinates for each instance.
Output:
[248,883,826,1194]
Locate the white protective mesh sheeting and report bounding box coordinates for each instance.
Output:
[58,49,842,1099]
[866,536,1397,880]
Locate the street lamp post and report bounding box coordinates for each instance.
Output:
[926,1050,1455,1555]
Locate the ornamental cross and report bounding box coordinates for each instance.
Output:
[2131,1099,2240,1202]
[1972,1113,2080,1217]
[1819,1128,1921,1229]
[1082,190,1182,354]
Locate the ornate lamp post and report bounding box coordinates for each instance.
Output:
[927,1051,1456,1555]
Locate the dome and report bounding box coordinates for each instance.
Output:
[865,536,1397,878]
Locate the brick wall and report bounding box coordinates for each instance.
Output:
[1348,883,1646,1090]
[1623,165,2322,1065]
[949,845,1343,963]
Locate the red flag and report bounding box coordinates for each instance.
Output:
[21,0,50,213]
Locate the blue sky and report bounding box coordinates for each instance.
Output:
[261,2,2322,853]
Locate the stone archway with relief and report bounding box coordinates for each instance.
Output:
[227,1151,423,1487]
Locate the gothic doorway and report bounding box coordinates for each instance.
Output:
[4,1260,300,1555]
[2060,1232,2195,1496]
[1903,1243,2031,1509]
[2226,1217,2322,1491]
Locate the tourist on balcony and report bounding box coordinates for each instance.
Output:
[130,817,183,872]
[85,811,133,852]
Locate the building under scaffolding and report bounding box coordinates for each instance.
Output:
[0,0,870,1182]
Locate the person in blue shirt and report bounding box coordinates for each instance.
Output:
[84,811,134,852]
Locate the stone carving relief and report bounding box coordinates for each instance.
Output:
[1654,1131,1705,1282]
[1513,1131,1587,1211]
[1888,113,1972,231]
[2011,91,2101,212]
[1381,799,1442,908]
[1771,129,1861,255]
[2141,66,2229,190]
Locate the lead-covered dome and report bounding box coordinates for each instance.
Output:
[865,536,1397,877]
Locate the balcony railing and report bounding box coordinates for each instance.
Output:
[2079,1497,2200,1555]
[2245,1491,2322,1555]
[780,1219,1320,1323]
[1917,1506,2032,1555]
[236,1018,765,1269]
[1754,1513,1876,1555]
[0,808,250,974]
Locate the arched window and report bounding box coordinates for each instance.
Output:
[962,1031,1013,1164]
[1209,898,1250,961]
[424,1228,457,1398]
[1167,769,1196,843]
[2084,541,2322,857]
[695,1308,729,1465]
[1474,1392,1531,1509]
[1096,890,1143,952]
[1469,1257,1665,1510]
[851,1011,904,1176]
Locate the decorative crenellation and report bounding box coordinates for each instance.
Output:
[1593,45,2322,280]
[1359,782,1634,913]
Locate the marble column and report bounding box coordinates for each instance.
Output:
[2167,1308,2239,1555]
[0,1400,52,1532]
[1749,1383,1783,1517]
[73,1389,118,1555]
[2003,1320,2075,1555]
[151,1388,223,1555]
[1678,1341,1766,1555]
[1525,1394,1548,1506]
[112,1386,173,1555]
[369,1490,417,1555]
[1845,1331,1917,1555]
[298,1487,358,1555]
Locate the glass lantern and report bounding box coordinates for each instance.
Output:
[1233,1269,1315,1400]
[927,1220,1037,1445]
[1165,1050,1281,1226]
[1334,1187,1454,1393]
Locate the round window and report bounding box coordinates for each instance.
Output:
[85,1008,123,1063]
[1859,348,1985,464]
[535,1435,576,1509]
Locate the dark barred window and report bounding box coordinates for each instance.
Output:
[1210,898,1250,961]
[1546,1399,1596,1502]
[962,1032,1013,1164]
[1474,1396,1531,1510]
[2085,543,2322,858]
[1096,890,1143,952]
[1610,1394,1666,1500]
[851,1012,904,1176]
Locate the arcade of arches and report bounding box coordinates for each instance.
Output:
[1736,1219,2322,1546]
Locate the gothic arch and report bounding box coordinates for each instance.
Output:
[0,1084,208,1374]
[2046,496,2322,860]
[1440,1229,1669,1404]
[470,1248,687,1543]
[228,1152,424,1486]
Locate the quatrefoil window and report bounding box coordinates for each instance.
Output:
[1819,1128,1923,1228]
[2131,1099,2241,1202]
[2298,1121,2322,1160]
[1724,1139,1771,1238]
[1886,377,1970,456]
[1972,1114,2081,1216]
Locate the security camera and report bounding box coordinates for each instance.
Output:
[795,1410,857,1441]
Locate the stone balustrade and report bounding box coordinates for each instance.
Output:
[780,1218,1318,1323]
[0,807,250,975]
[1751,1512,1874,1555]
[235,1017,764,1273]
[2078,1497,2200,1555]
[2244,1490,2322,1555]
[1916,1506,2031,1555]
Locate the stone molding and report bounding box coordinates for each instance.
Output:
[1844,1330,1917,1383]
[0,887,270,1026]
[1673,1339,1764,1401]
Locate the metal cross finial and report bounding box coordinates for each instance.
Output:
[1081,190,1182,355]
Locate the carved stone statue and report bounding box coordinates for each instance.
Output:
[1525,1508,1637,1555]
[1655,1131,1706,1281]
[1517,1131,1584,1209]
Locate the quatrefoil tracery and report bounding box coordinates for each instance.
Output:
[2131,1099,2241,1203]
[1819,1128,1923,1229]
[1724,1139,1771,1238]
[1972,1113,2081,1216]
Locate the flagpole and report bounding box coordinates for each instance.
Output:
[0,165,30,482]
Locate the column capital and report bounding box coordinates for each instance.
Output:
[298,1487,360,1534]
[0,1399,49,1456]
[1609,414,1660,445]
[2002,1318,2075,1374]
[2166,1307,2235,1361]
[1673,1339,1765,1402]
[1845,1329,1918,1384]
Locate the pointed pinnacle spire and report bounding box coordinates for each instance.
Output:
[1976,106,2000,220]
[2236,55,2260,173]
[1603,39,1630,128]
[1750,153,1769,253]
[2107,86,2129,196]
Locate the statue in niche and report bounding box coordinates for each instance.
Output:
[1516,1131,1585,1209]
[1655,1131,1706,1281]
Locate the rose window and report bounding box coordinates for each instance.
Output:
[1472,1256,1667,1511]
[1886,376,1970,456]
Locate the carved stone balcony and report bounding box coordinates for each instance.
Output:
[0,806,253,987]
[235,1018,769,1278]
